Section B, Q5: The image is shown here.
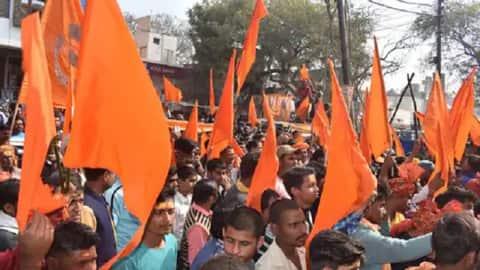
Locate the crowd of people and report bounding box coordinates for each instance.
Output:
[0,108,479,270]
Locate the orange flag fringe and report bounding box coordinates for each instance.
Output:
[209,68,216,115]
[248,96,259,127]
[246,93,279,211]
[471,116,480,146]
[449,68,476,161]
[17,13,66,231]
[63,0,172,267]
[366,37,391,158]
[184,101,199,143]
[208,50,236,159]
[299,64,310,81]
[163,76,183,103]
[307,60,377,247]
[236,0,268,95]
[296,96,310,122]
[311,100,330,147]
[360,90,372,164]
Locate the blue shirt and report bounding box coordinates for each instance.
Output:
[104,180,140,251]
[190,238,224,270]
[112,234,178,270]
[84,187,117,267]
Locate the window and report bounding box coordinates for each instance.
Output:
[153,37,160,45]
[0,0,9,18]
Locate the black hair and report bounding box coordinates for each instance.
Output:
[175,137,197,154]
[246,141,261,152]
[192,180,218,205]
[220,146,234,156]
[206,159,226,172]
[0,179,19,209]
[269,199,301,224]
[474,200,480,217]
[46,221,98,257]
[309,230,365,270]
[177,165,198,180]
[311,148,325,163]
[435,186,478,209]
[260,189,280,212]
[307,161,326,181]
[239,152,259,180]
[83,168,108,182]
[432,212,480,265]
[200,255,250,270]
[155,185,176,205]
[282,167,315,198]
[224,206,265,238]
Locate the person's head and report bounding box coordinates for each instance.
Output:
[200,255,251,270]
[220,146,236,165]
[260,189,280,223]
[223,206,265,263]
[311,148,326,165]
[83,168,115,192]
[175,138,198,167]
[432,212,480,270]
[309,230,365,270]
[55,116,62,131]
[239,152,259,187]
[462,154,480,173]
[307,161,326,195]
[0,178,19,217]
[435,186,478,211]
[46,222,98,270]
[386,177,416,215]
[13,118,24,134]
[192,180,218,210]
[145,186,176,238]
[206,159,227,185]
[176,165,199,196]
[283,167,319,209]
[277,145,300,175]
[363,181,390,225]
[246,140,262,153]
[270,199,308,247]
[166,168,179,191]
[66,173,85,224]
[0,146,16,173]
[294,143,310,165]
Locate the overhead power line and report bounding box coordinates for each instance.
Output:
[367,0,432,16]
[395,0,433,8]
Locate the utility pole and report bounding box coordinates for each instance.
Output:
[336,0,351,86]
[435,0,443,76]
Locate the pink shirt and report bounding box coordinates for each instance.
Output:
[187,203,212,264]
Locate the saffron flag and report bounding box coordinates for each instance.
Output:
[63,0,172,267]
[390,126,405,157]
[184,101,199,143]
[360,90,372,164]
[307,59,377,246]
[163,76,183,103]
[296,96,310,122]
[299,64,310,81]
[17,13,66,231]
[248,96,259,127]
[366,37,391,158]
[311,100,330,147]
[209,68,216,115]
[471,116,480,147]
[232,138,246,158]
[246,93,279,211]
[208,50,236,159]
[236,0,268,95]
[200,131,209,157]
[449,68,476,161]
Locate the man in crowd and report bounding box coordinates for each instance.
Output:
[309,230,365,270]
[276,145,300,199]
[178,180,218,270]
[113,187,178,269]
[200,255,251,270]
[220,146,239,182]
[0,179,19,251]
[83,168,117,267]
[283,167,319,231]
[256,199,308,270]
[206,158,232,195]
[174,165,199,241]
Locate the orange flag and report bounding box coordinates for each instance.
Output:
[232,138,246,158]
[360,90,372,163]
[299,64,310,81]
[248,96,259,126]
[422,73,454,172]
[471,116,480,146]
[200,131,209,157]
[63,0,172,267]
[311,100,330,147]
[390,126,405,157]
[366,37,391,158]
[236,0,268,95]
[184,101,199,143]
[42,0,83,107]
[431,122,450,192]
[449,68,476,161]
[296,96,310,122]
[209,68,216,115]
[307,60,377,246]
[163,76,183,103]
[17,13,66,231]
[208,50,236,159]
[246,93,279,211]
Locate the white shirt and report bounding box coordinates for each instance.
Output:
[275,176,292,199]
[256,239,307,270]
[174,192,192,241]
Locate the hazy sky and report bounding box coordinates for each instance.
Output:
[116,0,458,92]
